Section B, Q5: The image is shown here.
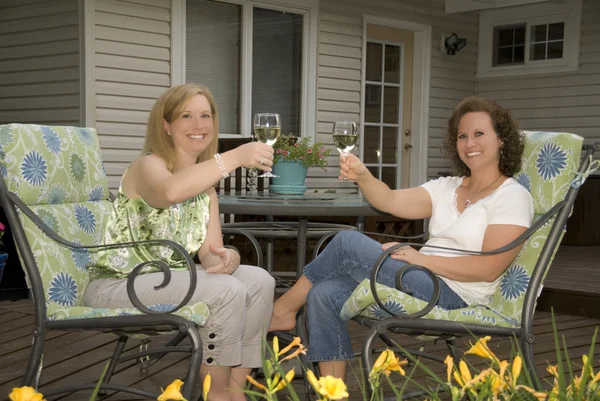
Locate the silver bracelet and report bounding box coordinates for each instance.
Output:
[214,153,230,179]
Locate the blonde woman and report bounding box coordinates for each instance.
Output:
[85,84,275,401]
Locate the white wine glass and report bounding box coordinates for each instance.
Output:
[333,121,359,182]
[254,113,281,178]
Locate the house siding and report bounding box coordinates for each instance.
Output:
[93,0,172,190]
[477,0,600,161]
[310,0,478,190]
[0,0,81,126]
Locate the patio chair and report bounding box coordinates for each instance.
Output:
[319,131,598,394]
[0,123,262,400]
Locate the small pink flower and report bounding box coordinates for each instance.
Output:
[307,148,313,154]
[300,156,305,160]
[283,150,289,156]
[276,148,283,154]
[294,143,299,147]
[0,222,5,231]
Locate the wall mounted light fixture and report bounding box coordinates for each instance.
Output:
[442,33,467,55]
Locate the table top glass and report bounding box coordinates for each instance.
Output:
[218,191,384,217]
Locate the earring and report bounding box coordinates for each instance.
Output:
[166,131,171,136]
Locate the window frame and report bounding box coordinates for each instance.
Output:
[172,0,318,139]
[477,0,582,79]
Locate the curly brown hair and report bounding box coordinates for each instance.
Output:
[442,96,524,177]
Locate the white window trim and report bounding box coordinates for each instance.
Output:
[172,0,318,140]
[361,16,432,188]
[477,0,582,79]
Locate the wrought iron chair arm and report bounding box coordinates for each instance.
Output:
[6,191,196,315]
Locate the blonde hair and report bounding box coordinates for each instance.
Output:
[143,83,220,172]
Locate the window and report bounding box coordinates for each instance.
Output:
[363,41,403,189]
[478,0,581,78]
[181,0,317,138]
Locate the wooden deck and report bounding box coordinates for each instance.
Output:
[0,300,598,401]
[537,245,600,318]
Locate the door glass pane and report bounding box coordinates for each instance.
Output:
[186,0,241,135]
[366,43,382,82]
[382,167,396,189]
[252,8,302,136]
[384,45,400,84]
[382,127,398,164]
[367,166,379,180]
[364,85,381,123]
[383,86,399,124]
[363,126,380,164]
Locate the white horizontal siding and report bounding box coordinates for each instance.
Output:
[93,0,172,192]
[0,0,81,126]
[477,0,600,166]
[311,0,478,189]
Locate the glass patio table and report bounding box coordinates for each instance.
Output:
[218,192,385,278]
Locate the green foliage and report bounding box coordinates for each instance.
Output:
[273,136,331,169]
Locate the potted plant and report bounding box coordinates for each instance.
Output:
[271,135,331,195]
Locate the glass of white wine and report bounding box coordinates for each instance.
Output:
[253,113,281,178]
[333,121,359,182]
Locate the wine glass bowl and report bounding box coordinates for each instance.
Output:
[333,121,359,182]
[254,113,281,177]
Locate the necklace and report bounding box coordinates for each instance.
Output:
[464,174,503,208]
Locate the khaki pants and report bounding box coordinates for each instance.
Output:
[83,265,275,368]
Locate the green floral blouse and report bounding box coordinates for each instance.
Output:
[91,185,211,279]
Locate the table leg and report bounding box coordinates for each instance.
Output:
[296,217,308,278]
[266,215,274,273]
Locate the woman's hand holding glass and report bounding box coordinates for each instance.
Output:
[254,113,281,178]
[234,141,274,172]
[333,121,359,182]
[339,153,368,182]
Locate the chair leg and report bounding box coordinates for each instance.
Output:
[21,329,45,388]
[521,337,541,390]
[361,326,380,397]
[104,336,129,384]
[182,326,203,401]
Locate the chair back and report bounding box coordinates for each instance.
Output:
[487,131,583,325]
[0,124,111,316]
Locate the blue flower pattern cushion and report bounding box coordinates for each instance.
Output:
[0,124,209,326]
[341,131,584,328]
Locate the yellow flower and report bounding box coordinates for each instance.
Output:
[158,379,186,401]
[317,376,349,400]
[444,355,454,383]
[459,361,472,383]
[516,385,548,401]
[512,356,522,385]
[385,354,407,376]
[273,336,280,356]
[272,369,295,393]
[246,375,267,391]
[307,369,321,390]
[465,336,499,364]
[202,374,211,401]
[370,349,406,377]
[278,336,302,356]
[9,387,45,401]
[546,364,559,378]
[280,344,307,362]
[453,371,465,387]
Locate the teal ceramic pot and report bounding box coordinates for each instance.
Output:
[270,161,308,195]
[0,252,7,286]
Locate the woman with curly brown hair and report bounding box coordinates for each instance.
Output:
[269,96,533,381]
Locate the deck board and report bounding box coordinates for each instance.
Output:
[0,301,598,401]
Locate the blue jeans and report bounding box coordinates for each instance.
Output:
[303,230,467,362]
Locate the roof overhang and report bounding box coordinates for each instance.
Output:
[444,0,564,13]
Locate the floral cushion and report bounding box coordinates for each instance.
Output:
[341,131,584,328]
[0,124,209,327]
